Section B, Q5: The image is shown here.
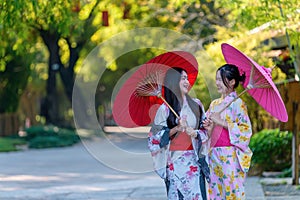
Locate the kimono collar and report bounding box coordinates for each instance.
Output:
[182,96,188,106]
[222,91,238,105]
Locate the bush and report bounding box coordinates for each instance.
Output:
[249,129,292,172]
[0,137,27,152]
[25,125,80,149]
[29,136,63,148]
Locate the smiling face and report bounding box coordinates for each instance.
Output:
[216,70,234,96]
[179,70,190,97]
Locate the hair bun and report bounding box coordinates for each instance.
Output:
[240,73,246,83]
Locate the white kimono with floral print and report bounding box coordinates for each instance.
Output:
[148,98,209,200]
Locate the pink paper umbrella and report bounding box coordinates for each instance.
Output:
[112,51,198,127]
[220,43,288,122]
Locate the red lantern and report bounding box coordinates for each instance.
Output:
[102,11,109,26]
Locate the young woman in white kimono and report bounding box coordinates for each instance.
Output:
[203,64,253,200]
[148,67,210,200]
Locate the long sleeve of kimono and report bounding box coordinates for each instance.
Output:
[225,98,253,172]
[193,98,209,155]
[148,104,170,152]
[147,104,170,179]
[191,99,211,182]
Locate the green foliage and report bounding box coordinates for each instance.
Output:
[249,129,292,171]
[277,167,292,177]
[29,136,71,149]
[216,0,299,30]
[0,54,31,113]
[2,0,298,128]
[0,126,80,151]
[0,137,27,152]
[214,0,300,79]
[25,125,79,149]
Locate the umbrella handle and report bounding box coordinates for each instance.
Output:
[158,95,180,119]
[217,97,237,114]
[217,88,250,114]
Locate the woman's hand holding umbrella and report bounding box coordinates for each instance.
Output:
[169,124,182,137]
[208,112,228,129]
[179,116,198,138]
[169,117,188,137]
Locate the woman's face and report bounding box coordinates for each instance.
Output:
[216,70,231,96]
[179,71,189,96]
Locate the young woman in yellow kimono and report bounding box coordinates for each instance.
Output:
[148,67,210,200]
[203,64,253,200]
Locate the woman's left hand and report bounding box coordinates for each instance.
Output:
[186,127,197,138]
[209,112,227,128]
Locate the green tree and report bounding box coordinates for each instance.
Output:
[217,0,300,79]
[1,0,130,125]
[0,2,34,114]
[0,53,31,113]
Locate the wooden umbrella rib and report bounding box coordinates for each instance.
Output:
[268,88,276,116]
[264,87,271,112]
[136,70,162,96]
[134,68,180,119]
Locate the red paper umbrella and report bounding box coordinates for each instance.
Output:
[221,43,288,122]
[112,51,198,127]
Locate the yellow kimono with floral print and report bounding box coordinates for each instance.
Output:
[207,91,252,200]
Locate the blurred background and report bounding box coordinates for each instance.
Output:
[0,0,299,178]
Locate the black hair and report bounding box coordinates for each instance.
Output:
[164,67,203,129]
[217,64,246,89]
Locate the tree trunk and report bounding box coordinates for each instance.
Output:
[0,113,20,136]
[40,30,90,127]
[40,30,61,125]
[58,40,79,102]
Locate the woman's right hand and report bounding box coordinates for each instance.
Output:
[202,118,212,129]
[202,118,214,138]
[169,125,181,137]
[169,117,187,137]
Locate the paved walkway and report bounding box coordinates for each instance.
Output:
[0,127,297,199]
